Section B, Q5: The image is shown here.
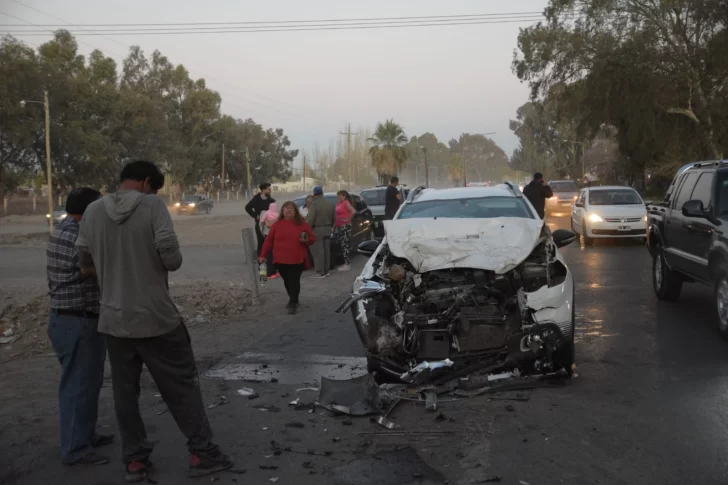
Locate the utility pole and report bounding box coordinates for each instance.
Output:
[303,155,307,192]
[245,146,252,199]
[43,90,52,234]
[221,143,225,192]
[420,146,429,188]
[340,123,358,190]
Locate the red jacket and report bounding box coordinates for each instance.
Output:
[260,218,316,265]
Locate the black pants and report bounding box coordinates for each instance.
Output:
[106,323,220,463]
[277,263,304,304]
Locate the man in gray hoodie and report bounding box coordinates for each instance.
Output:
[76,161,233,483]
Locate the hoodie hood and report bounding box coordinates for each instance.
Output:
[103,190,144,224]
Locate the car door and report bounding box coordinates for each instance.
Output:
[572,190,587,234]
[680,171,715,282]
[665,171,700,272]
[349,195,371,246]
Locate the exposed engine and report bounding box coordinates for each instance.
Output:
[339,228,573,383]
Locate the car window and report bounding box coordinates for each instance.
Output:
[673,172,699,210]
[718,174,728,215]
[690,172,714,209]
[588,189,643,206]
[183,195,201,202]
[550,181,579,193]
[398,196,534,220]
[361,190,386,206]
[578,191,586,205]
[350,195,365,209]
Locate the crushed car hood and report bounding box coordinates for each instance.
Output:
[383,217,545,274]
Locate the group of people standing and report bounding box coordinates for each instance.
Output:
[246,184,358,314]
[46,161,233,483]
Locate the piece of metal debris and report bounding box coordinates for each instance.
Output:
[371,416,398,430]
[424,390,437,412]
[400,359,454,384]
[357,431,453,436]
[237,388,259,399]
[271,440,333,457]
[296,387,319,392]
[477,476,502,483]
[269,478,279,483]
[289,398,301,406]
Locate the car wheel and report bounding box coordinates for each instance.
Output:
[653,246,682,301]
[582,221,593,246]
[714,269,728,338]
[554,289,575,375]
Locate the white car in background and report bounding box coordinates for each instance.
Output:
[570,186,648,246]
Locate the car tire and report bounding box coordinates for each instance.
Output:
[714,267,728,339]
[582,221,594,246]
[652,246,682,301]
[554,289,576,375]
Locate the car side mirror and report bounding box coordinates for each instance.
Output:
[552,229,577,248]
[682,200,707,218]
[358,239,380,256]
[574,201,584,208]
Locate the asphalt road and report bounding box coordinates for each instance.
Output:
[3,215,728,485]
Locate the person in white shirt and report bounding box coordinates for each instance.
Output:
[298,195,313,217]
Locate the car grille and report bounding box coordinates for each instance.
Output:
[592,229,645,236]
[603,217,642,223]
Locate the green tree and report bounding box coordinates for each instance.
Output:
[369,119,408,184]
[449,133,513,184]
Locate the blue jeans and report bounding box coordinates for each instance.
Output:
[48,311,107,464]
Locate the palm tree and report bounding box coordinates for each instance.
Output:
[369,119,408,185]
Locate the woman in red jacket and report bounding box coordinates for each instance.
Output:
[259,201,316,314]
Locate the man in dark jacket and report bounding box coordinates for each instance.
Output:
[522,172,553,219]
[245,183,275,252]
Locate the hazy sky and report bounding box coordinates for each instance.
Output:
[3,0,549,162]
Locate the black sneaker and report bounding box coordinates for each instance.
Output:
[91,434,115,448]
[124,459,152,483]
[188,452,234,478]
[288,303,299,315]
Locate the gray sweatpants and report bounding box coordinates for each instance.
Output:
[311,226,332,275]
[106,323,220,463]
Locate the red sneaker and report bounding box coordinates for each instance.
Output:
[124,460,152,483]
[269,273,280,279]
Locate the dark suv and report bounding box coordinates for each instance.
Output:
[647,161,728,336]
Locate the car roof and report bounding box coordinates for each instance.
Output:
[412,185,518,202]
[586,186,639,191]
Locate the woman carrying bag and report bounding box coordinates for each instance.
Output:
[334,190,357,272]
[259,201,316,314]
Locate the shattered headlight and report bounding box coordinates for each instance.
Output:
[353,278,385,295]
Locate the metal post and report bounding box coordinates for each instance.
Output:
[422,147,429,188]
[44,90,53,234]
[242,228,260,300]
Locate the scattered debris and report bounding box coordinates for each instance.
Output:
[253,405,281,412]
[289,398,300,406]
[271,440,333,457]
[357,431,453,436]
[424,389,437,411]
[285,422,305,429]
[155,408,168,416]
[371,416,398,430]
[476,477,502,483]
[207,395,228,409]
[296,387,319,392]
[317,374,383,416]
[259,465,278,470]
[435,413,454,423]
[332,437,341,443]
[270,378,279,383]
[236,388,259,399]
[269,478,279,483]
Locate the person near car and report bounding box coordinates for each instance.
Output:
[46,187,112,467]
[384,176,402,220]
[334,190,357,272]
[306,186,336,278]
[523,172,554,219]
[76,161,233,482]
[299,195,313,217]
[259,202,280,279]
[245,183,275,254]
[259,201,316,314]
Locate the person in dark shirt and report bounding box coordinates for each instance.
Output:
[522,172,554,219]
[384,176,402,220]
[245,183,276,253]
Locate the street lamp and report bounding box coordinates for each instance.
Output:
[20,90,53,234]
[419,146,429,188]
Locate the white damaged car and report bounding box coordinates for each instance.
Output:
[336,184,578,384]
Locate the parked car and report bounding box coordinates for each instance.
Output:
[336,183,578,384]
[546,180,580,216]
[46,207,67,225]
[570,186,647,246]
[647,161,728,336]
[359,185,409,238]
[294,192,374,266]
[174,194,214,214]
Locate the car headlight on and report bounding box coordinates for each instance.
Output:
[188,203,196,207]
[644,215,648,222]
[175,202,181,207]
[573,195,578,200]
[46,213,51,218]
[60,213,67,219]
[588,213,603,223]
[552,195,559,200]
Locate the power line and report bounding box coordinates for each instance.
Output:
[0,10,552,28]
[4,17,551,36]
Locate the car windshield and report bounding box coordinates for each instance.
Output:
[398,196,534,220]
[360,189,387,206]
[550,182,578,193]
[589,189,642,205]
[183,196,201,203]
